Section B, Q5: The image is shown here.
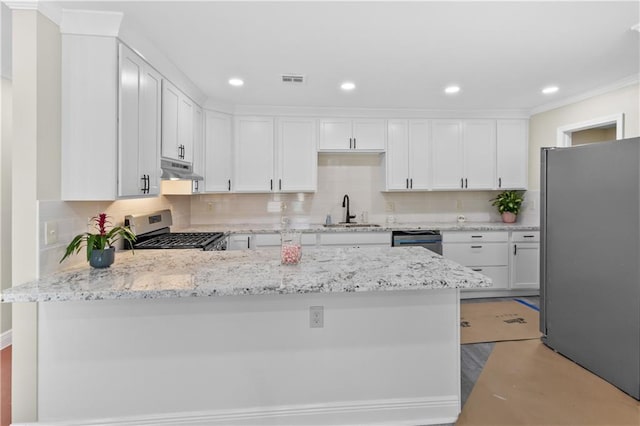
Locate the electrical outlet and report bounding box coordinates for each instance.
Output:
[207,202,213,211]
[44,221,58,245]
[310,306,324,328]
[385,202,395,212]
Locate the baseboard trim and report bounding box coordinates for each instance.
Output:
[15,396,460,426]
[0,329,11,350]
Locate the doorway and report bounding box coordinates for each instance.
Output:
[556,113,624,147]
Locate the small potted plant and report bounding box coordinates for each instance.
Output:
[491,190,524,223]
[61,213,136,268]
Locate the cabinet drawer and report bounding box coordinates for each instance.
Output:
[442,231,508,243]
[320,232,391,246]
[253,233,317,247]
[465,266,509,290]
[443,243,508,266]
[511,231,540,242]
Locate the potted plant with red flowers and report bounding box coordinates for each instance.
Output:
[60,213,136,268]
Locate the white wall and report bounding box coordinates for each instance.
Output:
[528,84,639,190]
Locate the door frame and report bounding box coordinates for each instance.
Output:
[556,113,624,147]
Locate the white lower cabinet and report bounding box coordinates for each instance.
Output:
[227,234,253,250]
[319,232,391,248]
[510,231,540,289]
[443,230,539,293]
[442,231,509,290]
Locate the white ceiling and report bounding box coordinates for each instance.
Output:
[54,1,639,112]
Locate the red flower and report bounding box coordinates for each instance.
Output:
[96,213,108,236]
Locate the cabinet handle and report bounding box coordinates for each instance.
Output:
[465,178,468,188]
[471,235,483,238]
[410,178,413,189]
[247,237,250,249]
[514,245,518,255]
[461,178,464,188]
[194,180,199,192]
[279,179,282,190]
[406,178,409,189]
[354,138,356,149]
[523,235,535,238]
[471,245,483,249]
[141,175,146,193]
[228,179,231,191]
[145,175,149,193]
[471,268,483,272]
[349,137,353,149]
[498,177,502,188]
[270,179,273,191]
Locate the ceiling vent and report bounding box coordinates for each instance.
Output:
[281,74,305,84]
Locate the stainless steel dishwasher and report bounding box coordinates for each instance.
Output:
[391,230,442,255]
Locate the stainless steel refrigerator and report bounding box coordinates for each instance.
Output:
[540,137,640,400]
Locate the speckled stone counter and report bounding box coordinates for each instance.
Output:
[182,221,539,234]
[2,246,490,303]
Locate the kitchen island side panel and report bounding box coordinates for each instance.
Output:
[36,289,461,425]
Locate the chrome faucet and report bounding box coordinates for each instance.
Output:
[342,194,357,223]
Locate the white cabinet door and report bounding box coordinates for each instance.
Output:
[386,120,410,190]
[277,118,317,192]
[139,63,162,196]
[408,120,430,190]
[431,120,463,189]
[463,120,496,190]
[497,119,528,190]
[178,95,194,163]
[191,104,204,193]
[511,243,540,289]
[352,119,386,150]
[118,45,142,197]
[319,119,351,150]
[319,119,385,151]
[161,80,181,161]
[204,111,233,192]
[118,44,160,198]
[234,117,275,192]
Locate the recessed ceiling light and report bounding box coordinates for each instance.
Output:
[444,85,460,94]
[340,82,356,91]
[542,86,559,94]
[631,23,640,32]
[228,78,244,87]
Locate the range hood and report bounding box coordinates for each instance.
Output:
[160,158,203,181]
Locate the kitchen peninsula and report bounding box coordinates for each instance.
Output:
[3,247,489,426]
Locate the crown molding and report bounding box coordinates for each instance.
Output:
[529,74,640,116]
[232,104,531,119]
[4,0,62,25]
[60,9,123,37]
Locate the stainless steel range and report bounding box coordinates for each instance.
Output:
[124,210,226,251]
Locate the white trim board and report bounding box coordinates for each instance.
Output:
[556,113,625,147]
[13,396,459,426]
[0,329,11,349]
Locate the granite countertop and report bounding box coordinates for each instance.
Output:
[1,246,490,303]
[182,221,540,234]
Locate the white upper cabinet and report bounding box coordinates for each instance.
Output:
[118,45,162,198]
[277,117,318,192]
[204,111,233,193]
[497,119,528,189]
[385,120,430,190]
[319,118,385,151]
[61,36,161,200]
[232,116,317,193]
[234,116,275,192]
[431,119,496,190]
[162,80,194,163]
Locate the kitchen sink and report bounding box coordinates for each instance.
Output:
[323,223,381,228]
